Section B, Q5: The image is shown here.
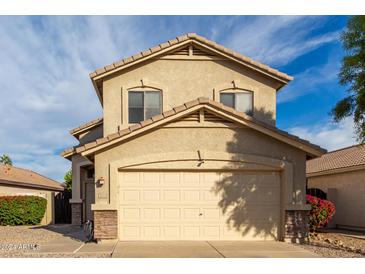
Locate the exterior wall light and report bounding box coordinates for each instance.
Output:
[98,177,105,185]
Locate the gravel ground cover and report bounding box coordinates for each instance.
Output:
[299,231,365,258]
[0,225,111,258]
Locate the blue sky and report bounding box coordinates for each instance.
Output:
[0,16,357,182]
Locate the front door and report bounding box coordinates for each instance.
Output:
[84,179,95,221]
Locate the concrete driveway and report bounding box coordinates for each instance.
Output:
[0,225,318,258]
[112,241,319,258]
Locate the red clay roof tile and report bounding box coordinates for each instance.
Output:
[0,164,63,191]
[61,98,326,158]
[307,144,365,174]
[90,33,293,84]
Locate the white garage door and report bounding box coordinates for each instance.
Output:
[118,171,280,240]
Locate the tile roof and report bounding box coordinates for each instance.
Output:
[307,144,365,175]
[89,33,293,83]
[0,164,64,191]
[61,97,326,158]
[69,117,103,135]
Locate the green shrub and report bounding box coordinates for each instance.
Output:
[0,196,47,225]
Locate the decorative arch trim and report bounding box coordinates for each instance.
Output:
[107,150,294,208]
[122,78,169,124]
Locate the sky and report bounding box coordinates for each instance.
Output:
[0,16,357,182]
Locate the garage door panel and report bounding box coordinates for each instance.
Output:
[203,225,221,238]
[162,173,180,185]
[182,172,201,185]
[224,204,280,220]
[182,189,200,201]
[183,208,201,220]
[121,190,140,201]
[121,208,141,220]
[118,171,280,240]
[143,208,161,220]
[163,208,181,219]
[143,190,160,201]
[122,225,141,238]
[183,226,201,238]
[142,172,160,184]
[202,208,221,220]
[122,172,141,184]
[163,226,181,238]
[144,226,160,237]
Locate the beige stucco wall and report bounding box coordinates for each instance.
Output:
[308,169,365,229]
[93,123,307,207]
[0,185,55,225]
[102,58,278,136]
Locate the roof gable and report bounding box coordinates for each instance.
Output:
[61,97,325,159]
[90,33,293,104]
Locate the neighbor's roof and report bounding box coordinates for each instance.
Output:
[61,97,326,159]
[89,33,293,104]
[69,117,103,136]
[307,144,365,176]
[0,164,64,191]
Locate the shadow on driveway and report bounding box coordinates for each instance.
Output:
[31,224,87,242]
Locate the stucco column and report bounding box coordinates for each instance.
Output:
[70,155,92,225]
[70,164,82,203]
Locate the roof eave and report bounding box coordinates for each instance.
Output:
[69,120,103,137]
[77,98,325,158]
[307,163,365,178]
[0,179,64,192]
[89,35,293,102]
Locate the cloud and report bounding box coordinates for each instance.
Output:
[0,16,146,182]
[214,16,341,67]
[277,54,341,103]
[288,117,357,151]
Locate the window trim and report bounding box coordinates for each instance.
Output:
[128,90,162,123]
[219,89,253,115]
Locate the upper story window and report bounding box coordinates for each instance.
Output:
[220,90,253,115]
[128,90,162,123]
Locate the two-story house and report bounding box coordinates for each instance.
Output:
[62,33,325,243]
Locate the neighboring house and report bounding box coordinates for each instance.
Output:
[61,33,326,243]
[0,164,64,225]
[307,144,365,231]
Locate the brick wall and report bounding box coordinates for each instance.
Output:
[284,210,309,243]
[71,203,82,225]
[94,210,118,240]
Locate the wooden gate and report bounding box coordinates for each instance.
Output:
[55,190,72,224]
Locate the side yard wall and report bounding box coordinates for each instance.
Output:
[308,169,365,229]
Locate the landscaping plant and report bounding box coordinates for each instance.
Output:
[306,194,336,232]
[0,196,47,225]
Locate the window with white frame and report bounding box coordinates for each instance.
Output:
[128,90,162,123]
[220,90,253,115]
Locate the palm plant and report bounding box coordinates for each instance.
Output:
[0,154,13,166]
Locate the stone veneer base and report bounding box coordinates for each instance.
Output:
[71,203,82,226]
[284,210,309,244]
[93,210,118,240]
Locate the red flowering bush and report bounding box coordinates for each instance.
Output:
[306,194,335,231]
[0,196,47,225]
